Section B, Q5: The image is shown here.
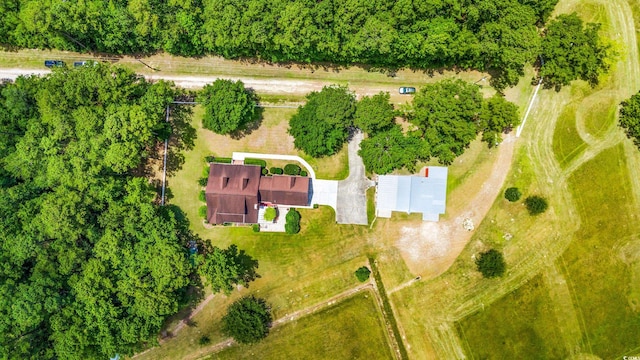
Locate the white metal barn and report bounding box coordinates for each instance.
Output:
[375,166,448,221]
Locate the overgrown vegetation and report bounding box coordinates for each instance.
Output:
[475,249,506,278]
[198,244,260,295]
[222,296,272,344]
[619,91,640,148]
[197,79,257,134]
[0,0,560,88]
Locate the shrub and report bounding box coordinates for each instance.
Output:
[524,195,548,215]
[261,168,269,175]
[252,224,260,232]
[285,209,301,234]
[199,190,206,202]
[245,158,267,167]
[476,249,506,278]
[264,207,277,221]
[222,296,272,344]
[211,157,232,164]
[270,167,283,175]
[198,205,208,219]
[202,166,210,177]
[283,164,301,175]
[504,187,521,202]
[205,155,215,163]
[354,266,371,282]
[198,177,208,186]
[199,336,211,345]
[300,170,308,177]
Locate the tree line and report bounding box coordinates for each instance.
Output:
[0,65,260,359]
[1,0,560,88]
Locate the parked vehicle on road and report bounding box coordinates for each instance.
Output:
[399,87,416,94]
[44,60,65,68]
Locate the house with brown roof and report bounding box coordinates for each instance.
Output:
[205,163,311,225]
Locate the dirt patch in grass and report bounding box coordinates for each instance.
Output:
[213,292,393,360]
[456,275,567,360]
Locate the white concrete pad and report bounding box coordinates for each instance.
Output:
[311,179,338,211]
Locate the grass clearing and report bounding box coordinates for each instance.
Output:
[561,144,640,358]
[552,103,587,167]
[581,94,617,138]
[456,275,566,360]
[210,292,393,360]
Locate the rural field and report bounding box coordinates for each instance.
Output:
[386,0,640,359]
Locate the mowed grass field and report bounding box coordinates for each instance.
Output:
[210,292,393,360]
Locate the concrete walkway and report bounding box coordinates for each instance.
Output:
[232,152,316,179]
[336,131,374,225]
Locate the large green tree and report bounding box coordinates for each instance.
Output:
[540,13,612,90]
[479,94,520,147]
[0,65,201,360]
[619,92,640,149]
[222,296,272,344]
[197,79,257,135]
[288,85,355,157]
[354,92,395,135]
[359,126,429,174]
[198,244,260,295]
[412,79,483,165]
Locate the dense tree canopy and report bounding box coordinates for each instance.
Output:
[198,244,259,295]
[288,85,355,157]
[354,92,395,135]
[222,296,272,344]
[479,94,520,147]
[359,126,429,174]
[0,65,198,359]
[197,79,257,134]
[0,0,560,88]
[540,13,612,90]
[619,92,640,149]
[412,79,484,165]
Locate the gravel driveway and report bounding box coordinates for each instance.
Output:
[336,131,374,225]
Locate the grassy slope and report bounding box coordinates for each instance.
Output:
[212,292,393,360]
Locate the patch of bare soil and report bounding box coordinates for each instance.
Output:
[397,136,517,278]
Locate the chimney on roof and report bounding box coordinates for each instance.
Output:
[222,177,229,188]
[242,178,249,190]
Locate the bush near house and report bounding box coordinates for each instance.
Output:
[300,170,308,177]
[264,207,277,221]
[284,164,301,175]
[198,206,208,219]
[285,209,301,234]
[245,158,267,167]
[199,190,206,202]
[270,167,283,175]
[261,168,269,175]
[198,177,208,186]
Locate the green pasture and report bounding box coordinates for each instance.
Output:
[552,103,587,167]
[211,292,393,360]
[457,276,566,360]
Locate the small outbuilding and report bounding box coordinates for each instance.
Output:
[375,166,448,221]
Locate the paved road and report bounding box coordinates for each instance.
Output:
[336,131,374,225]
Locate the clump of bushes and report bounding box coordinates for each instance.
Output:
[300,170,308,177]
[354,266,371,282]
[198,205,208,219]
[199,190,206,202]
[270,167,283,175]
[199,336,211,345]
[285,209,301,234]
[284,164,301,175]
[524,195,548,215]
[252,224,260,232]
[198,177,208,186]
[261,168,269,175]
[504,187,521,202]
[264,207,277,221]
[476,249,506,278]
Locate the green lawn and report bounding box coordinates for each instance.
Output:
[582,95,617,138]
[552,103,587,167]
[210,292,393,360]
[560,144,640,358]
[456,275,566,360]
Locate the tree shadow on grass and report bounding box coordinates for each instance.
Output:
[166,104,196,176]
